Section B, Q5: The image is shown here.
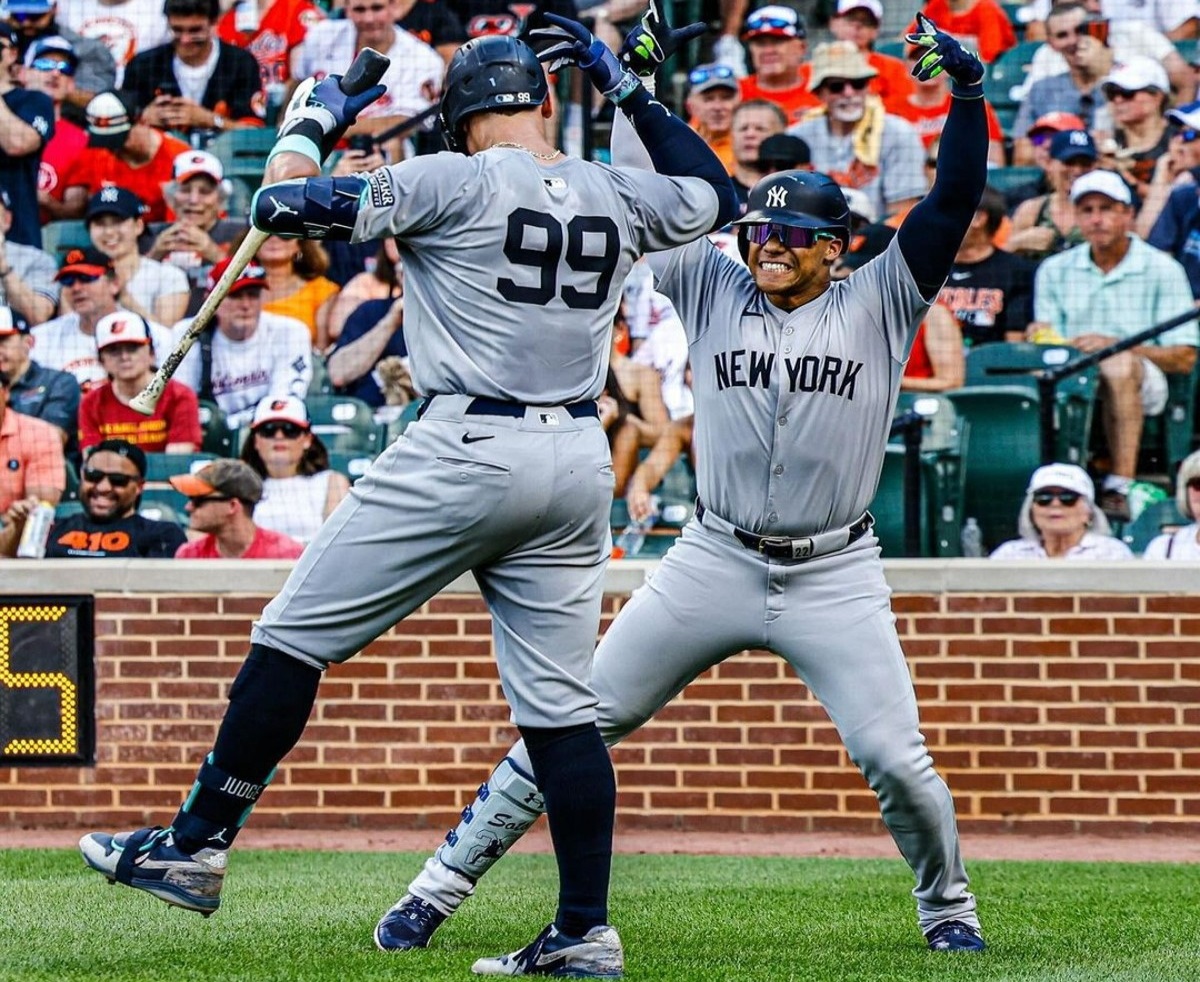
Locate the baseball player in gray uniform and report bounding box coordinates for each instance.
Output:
[79,24,737,978]
[374,11,991,959]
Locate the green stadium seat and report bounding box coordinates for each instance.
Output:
[1140,364,1199,479]
[946,385,1044,551]
[1175,38,1199,66]
[308,354,332,397]
[306,394,385,454]
[965,342,1098,465]
[142,452,216,483]
[983,40,1042,111]
[225,176,253,221]
[874,40,908,60]
[197,400,234,456]
[327,450,375,483]
[1122,498,1189,554]
[41,220,91,260]
[987,165,1042,195]
[54,500,84,521]
[139,486,190,522]
[206,128,278,192]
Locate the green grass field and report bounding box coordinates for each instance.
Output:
[3,848,1197,981]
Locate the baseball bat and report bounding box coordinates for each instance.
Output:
[130,47,391,415]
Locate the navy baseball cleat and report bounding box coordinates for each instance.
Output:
[925,920,986,952]
[471,923,623,977]
[374,894,449,951]
[79,826,226,915]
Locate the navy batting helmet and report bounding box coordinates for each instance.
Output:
[733,170,851,258]
[440,36,549,153]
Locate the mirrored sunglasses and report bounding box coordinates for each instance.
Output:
[744,223,834,249]
[747,14,797,32]
[1175,127,1200,143]
[82,468,137,488]
[1032,490,1082,507]
[254,421,306,439]
[688,64,736,86]
[30,57,75,75]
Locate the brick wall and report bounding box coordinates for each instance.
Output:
[4,561,1200,836]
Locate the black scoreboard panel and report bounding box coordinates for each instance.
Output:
[0,596,94,766]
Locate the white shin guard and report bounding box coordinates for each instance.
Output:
[410,756,545,913]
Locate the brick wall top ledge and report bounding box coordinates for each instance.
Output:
[5,558,1198,596]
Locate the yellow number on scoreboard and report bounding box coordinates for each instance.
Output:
[0,605,78,756]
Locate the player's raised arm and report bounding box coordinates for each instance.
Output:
[533,6,738,230]
[895,14,989,299]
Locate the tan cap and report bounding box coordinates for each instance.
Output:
[808,41,877,92]
[170,458,264,503]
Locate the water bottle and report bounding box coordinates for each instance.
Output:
[612,497,659,559]
[16,501,56,558]
[960,517,983,558]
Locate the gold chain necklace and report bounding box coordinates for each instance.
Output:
[491,141,563,161]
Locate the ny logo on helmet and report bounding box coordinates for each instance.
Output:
[766,186,787,209]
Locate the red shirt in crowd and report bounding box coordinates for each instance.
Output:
[175,525,306,559]
[65,133,191,223]
[217,0,325,90]
[78,379,202,453]
[910,0,1017,63]
[38,117,89,223]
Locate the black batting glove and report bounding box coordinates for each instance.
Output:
[619,0,709,79]
[905,12,984,99]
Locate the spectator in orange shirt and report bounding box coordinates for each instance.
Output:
[893,42,1006,164]
[78,310,201,453]
[828,0,916,115]
[216,0,325,101]
[64,90,190,224]
[685,62,740,174]
[171,457,306,559]
[0,366,66,517]
[910,0,1017,64]
[738,5,817,126]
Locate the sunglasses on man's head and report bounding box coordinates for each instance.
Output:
[689,64,736,87]
[747,14,797,32]
[254,421,306,439]
[30,57,75,75]
[59,273,101,287]
[744,223,835,249]
[82,468,138,488]
[1032,490,1082,507]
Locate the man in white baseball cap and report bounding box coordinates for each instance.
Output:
[1027,168,1196,521]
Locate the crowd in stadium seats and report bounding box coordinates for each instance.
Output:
[4,0,1200,559]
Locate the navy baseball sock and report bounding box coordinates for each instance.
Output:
[520,722,615,938]
[171,644,321,853]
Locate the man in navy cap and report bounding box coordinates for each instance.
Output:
[6,1,115,122]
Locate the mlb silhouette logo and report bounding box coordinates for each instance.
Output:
[538,412,561,426]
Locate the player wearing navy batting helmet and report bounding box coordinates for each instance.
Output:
[80,12,738,979]
[375,6,993,962]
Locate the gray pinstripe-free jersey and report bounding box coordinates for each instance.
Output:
[351,148,720,405]
[647,236,930,535]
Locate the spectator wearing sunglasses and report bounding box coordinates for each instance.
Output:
[738,5,818,125]
[1021,0,1199,46]
[78,310,200,453]
[238,395,348,545]
[0,23,54,249]
[0,186,59,326]
[1142,448,1200,558]
[1144,101,1200,295]
[990,463,1133,559]
[30,438,187,557]
[829,0,916,115]
[685,63,740,173]
[171,457,305,559]
[19,36,88,225]
[789,41,926,220]
[1003,111,1084,209]
[7,1,116,122]
[1008,129,1097,259]
[31,246,173,389]
[1097,56,1172,201]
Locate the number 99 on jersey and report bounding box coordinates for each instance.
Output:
[0,597,94,766]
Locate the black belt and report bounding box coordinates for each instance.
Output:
[417,397,599,420]
[696,501,873,561]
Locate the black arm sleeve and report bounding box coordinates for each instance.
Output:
[896,94,989,300]
[618,86,739,231]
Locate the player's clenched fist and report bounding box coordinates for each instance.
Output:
[619,0,708,78]
[905,12,984,97]
[278,73,387,162]
[530,13,640,105]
